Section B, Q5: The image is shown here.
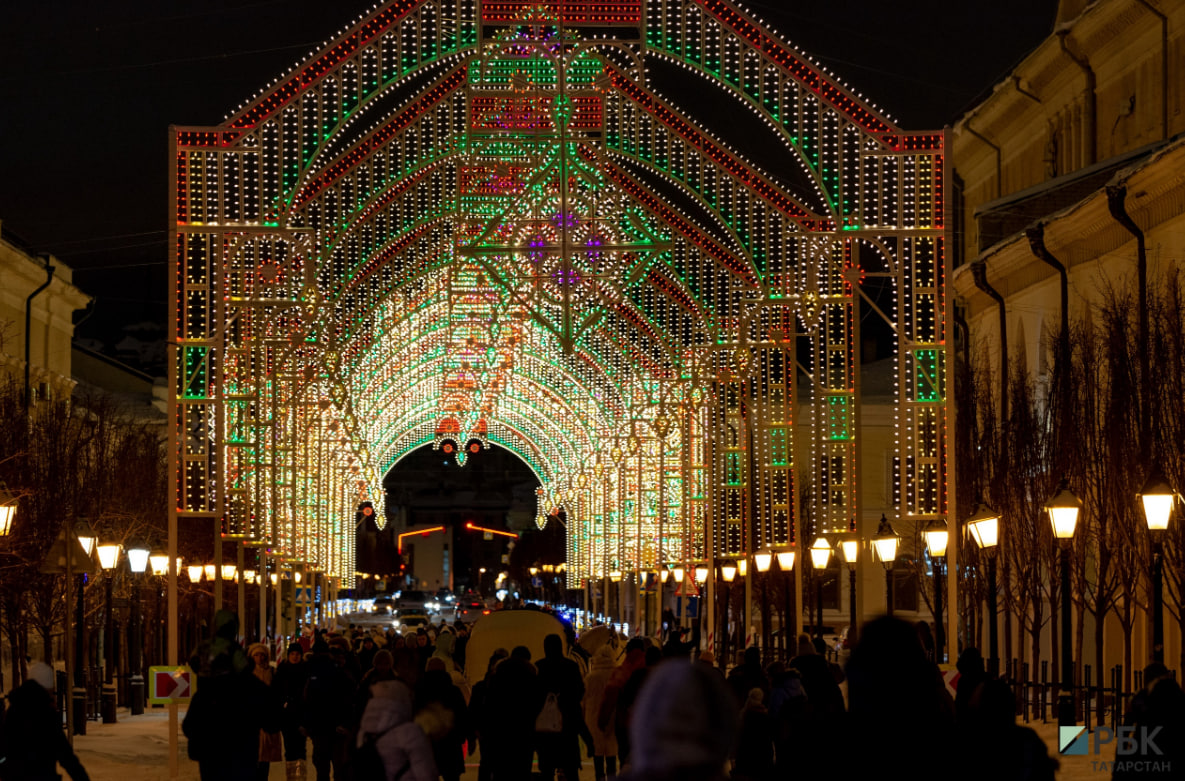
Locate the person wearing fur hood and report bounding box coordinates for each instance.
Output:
[356,680,438,781]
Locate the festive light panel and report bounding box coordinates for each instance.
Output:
[169,0,946,587]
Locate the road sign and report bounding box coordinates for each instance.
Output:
[149,666,195,704]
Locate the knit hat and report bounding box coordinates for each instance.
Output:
[248,643,270,660]
[28,662,55,692]
[287,642,304,657]
[629,660,737,775]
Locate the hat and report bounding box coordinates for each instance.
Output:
[629,660,737,775]
[312,639,330,654]
[287,642,304,657]
[248,643,270,660]
[28,662,55,691]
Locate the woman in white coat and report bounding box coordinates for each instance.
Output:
[356,680,438,781]
[582,644,621,781]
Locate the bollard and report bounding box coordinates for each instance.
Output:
[72,686,88,736]
[101,684,118,724]
[129,673,144,716]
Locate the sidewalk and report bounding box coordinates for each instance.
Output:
[71,707,599,780]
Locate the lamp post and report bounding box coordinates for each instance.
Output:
[776,549,796,658]
[809,537,831,644]
[967,503,1001,676]
[922,520,948,664]
[1045,478,1082,727]
[873,514,899,616]
[720,560,736,665]
[126,541,150,715]
[754,550,772,656]
[1139,469,1176,664]
[74,519,97,735]
[96,540,121,724]
[841,539,858,646]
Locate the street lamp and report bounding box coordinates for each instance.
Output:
[96,540,121,724]
[775,549,796,656]
[810,537,831,643]
[1139,469,1177,664]
[126,541,150,715]
[841,539,858,646]
[873,515,899,615]
[73,518,97,735]
[967,503,1001,675]
[0,485,16,537]
[922,520,948,664]
[1045,478,1082,727]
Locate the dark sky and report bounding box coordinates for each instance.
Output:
[0,0,1058,350]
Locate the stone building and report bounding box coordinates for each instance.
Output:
[950,0,1184,673]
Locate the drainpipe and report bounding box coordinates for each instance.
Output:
[963,124,1002,200]
[1107,184,1149,452]
[971,260,1008,421]
[1058,31,1096,166]
[1133,0,1168,142]
[1025,224,1072,447]
[1012,76,1042,104]
[24,256,55,414]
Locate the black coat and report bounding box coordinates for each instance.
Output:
[0,681,90,781]
[183,668,279,774]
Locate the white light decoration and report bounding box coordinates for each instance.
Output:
[170,0,947,596]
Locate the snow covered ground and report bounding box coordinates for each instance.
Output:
[68,707,1120,780]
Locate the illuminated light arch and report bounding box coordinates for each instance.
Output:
[170,0,948,595]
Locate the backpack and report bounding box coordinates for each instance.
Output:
[352,727,409,781]
[535,691,563,733]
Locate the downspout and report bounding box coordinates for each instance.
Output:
[971,260,1008,421]
[24,256,55,414]
[1107,184,1149,453]
[1133,0,1168,142]
[1058,30,1097,166]
[964,124,1002,199]
[1025,224,1072,457]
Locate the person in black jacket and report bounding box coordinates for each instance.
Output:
[183,611,280,781]
[301,640,357,781]
[273,641,311,777]
[0,662,90,781]
[534,634,586,781]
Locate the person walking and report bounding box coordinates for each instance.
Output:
[414,658,469,781]
[250,643,284,781]
[184,611,280,781]
[356,680,438,781]
[302,639,358,781]
[468,648,509,781]
[731,688,774,781]
[485,645,541,780]
[534,634,585,781]
[274,641,311,780]
[0,661,90,781]
[581,645,620,781]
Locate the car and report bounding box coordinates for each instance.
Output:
[396,589,429,612]
[455,598,490,624]
[371,596,394,615]
[394,608,430,629]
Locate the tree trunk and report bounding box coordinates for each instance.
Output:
[1030,602,1043,721]
[1094,597,1106,722]
[1003,562,1014,676]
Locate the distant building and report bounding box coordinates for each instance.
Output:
[0,222,91,402]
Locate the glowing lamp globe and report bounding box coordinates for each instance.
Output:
[810,537,832,570]
[966,504,1000,550]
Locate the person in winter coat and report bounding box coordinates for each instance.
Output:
[184,611,280,781]
[726,646,770,708]
[788,634,844,717]
[596,638,645,769]
[467,648,508,781]
[357,680,438,781]
[959,678,1057,781]
[765,662,808,775]
[534,633,585,781]
[249,643,284,781]
[616,660,738,781]
[581,644,620,781]
[485,645,542,780]
[0,662,90,781]
[301,639,358,781]
[274,641,311,778]
[732,688,774,781]
[414,658,469,781]
[954,647,987,724]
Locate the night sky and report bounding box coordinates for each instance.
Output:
[0,0,1058,358]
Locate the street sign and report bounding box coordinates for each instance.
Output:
[39,526,93,575]
[149,666,195,704]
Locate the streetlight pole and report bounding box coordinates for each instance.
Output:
[96,540,122,724]
[775,549,795,659]
[873,514,899,617]
[923,520,949,664]
[126,542,150,715]
[1139,469,1176,664]
[967,503,1001,676]
[809,537,832,645]
[1045,478,1082,728]
[841,539,858,646]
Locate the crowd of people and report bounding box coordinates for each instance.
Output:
[1,606,1179,780]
